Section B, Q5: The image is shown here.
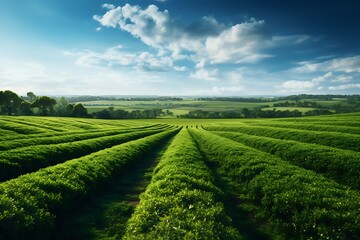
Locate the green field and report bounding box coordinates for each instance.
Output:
[81,99,269,115]
[0,113,359,239]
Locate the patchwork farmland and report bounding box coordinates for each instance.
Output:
[0,113,359,240]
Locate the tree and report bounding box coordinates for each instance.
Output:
[0,90,22,115]
[19,101,33,115]
[26,92,37,102]
[32,96,57,116]
[55,97,73,116]
[72,103,88,117]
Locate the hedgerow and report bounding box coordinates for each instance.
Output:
[0,124,170,151]
[189,128,360,240]
[203,125,360,151]
[0,128,179,240]
[123,129,243,239]
[211,131,360,190]
[0,128,169,182]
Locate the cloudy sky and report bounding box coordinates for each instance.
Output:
[0,0,359,96]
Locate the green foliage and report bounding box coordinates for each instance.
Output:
[0,129,179,240]
[189,128,360,240]
[124,129,243,239]
[0,128,168,182]
[204,124,360,151]
[211,131,360,190]
[31,96,57,116]
[0,90,22,115]
[72,103,89,118]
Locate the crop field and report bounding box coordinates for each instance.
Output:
[0,113,359,239]
[80,99,270,115]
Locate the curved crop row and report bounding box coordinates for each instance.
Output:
[0,118,71,132]
[211,131,360,190]
[0,123,167,142]
[124,129,242,239]
[246,121,360,135]
[189,128,360,240]
[0,124,171,151]
[203,125,360,151]
[0,119,52,134]
[0,128,179,240]
[0,128,18,136]
[0,128,170,182]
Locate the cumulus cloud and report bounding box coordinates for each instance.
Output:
[293,56,360,73]
[94,4,221,55]
[94,3,308,68]
[280,72,333,91]
[281,80,316,90]
[190,67,219,81]
[203,21,273,64]
[65,45,186,72]
[328,84,360,90]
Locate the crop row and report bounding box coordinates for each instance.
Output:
[274,117,360,127]
[203,125,360,151]
[0,122,168,142]
[189,128,360,240]
[245,121,360,135]
[208,130,360,190]
[0,116,161,135]
[0,128,171,182]
[0,124,170,151]
[0,119,51,134]
[123,129,242,239]
[0,128,179,240]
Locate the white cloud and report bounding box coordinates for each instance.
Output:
[94,3,308,68]
[280,72,333,91]
[203,21,273,64]
[212,86,244,94]
[173,66,187,72]
[281,80,316,90]
[102,4,115,10]
[328,84,360,90]
[190,67,219,81]
[312,71,333,83]
[293,56,360,73]
[65,45,188,72]
[330,75,353,83]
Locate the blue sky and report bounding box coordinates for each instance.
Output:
[0,0,359,96]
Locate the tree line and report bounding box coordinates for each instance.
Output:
[178,108,333,119]
[0,90,89,117]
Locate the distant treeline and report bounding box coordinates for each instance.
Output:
[0,90,90,117]
[197,94,360,102]
[277,94,360,101]
[92,108,164,119]
[273,100,318,108]
[68,96,183,103]
[178,108,332,119]
[196,97,272,102]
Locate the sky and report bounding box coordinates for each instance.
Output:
[0,0,360,96]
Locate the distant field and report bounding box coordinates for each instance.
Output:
[80,98,358,117]
[0,113,359,239]
[81,99,270,116]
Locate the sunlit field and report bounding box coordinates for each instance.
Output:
[0,113,359,239]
